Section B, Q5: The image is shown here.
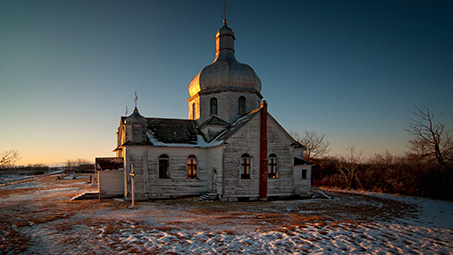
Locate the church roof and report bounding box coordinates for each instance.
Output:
[146,118,207,146]
[141,111,261,148]
[120,106,303,150]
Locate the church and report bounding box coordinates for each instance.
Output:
[95,19,312,201]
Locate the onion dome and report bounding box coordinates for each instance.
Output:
[188,20,262,98]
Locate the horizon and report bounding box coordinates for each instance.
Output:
[1,0,452,166]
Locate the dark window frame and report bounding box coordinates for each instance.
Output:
[240,153,251,179]
[158,154,170,178]
[192,103,196,119]
[210,97,218,115]
[238,96,246,115]
[187,154,197,179]
[268,153,278,179]
[302,169,308,179]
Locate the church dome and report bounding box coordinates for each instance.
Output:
[188,20,262,98]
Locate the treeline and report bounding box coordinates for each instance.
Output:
[65,159,94,173]
[0,164,50,171]
[311,151,453,200]
[293,105,452,200]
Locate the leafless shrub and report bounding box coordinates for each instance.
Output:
[291,130,331,160]
[0,149,21,167]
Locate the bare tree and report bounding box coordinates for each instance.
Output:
[0,149,21,167]
[337,146,363,190]
[291,130,331,160]
[405,105,452,172]
[66,158,92,176]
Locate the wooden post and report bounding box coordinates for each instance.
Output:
[129,164,135,208]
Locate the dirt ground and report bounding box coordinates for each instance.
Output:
[0,174,451,254]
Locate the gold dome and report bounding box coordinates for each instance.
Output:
[188,20,261,98]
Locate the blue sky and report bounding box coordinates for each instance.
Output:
[0,0,452,165]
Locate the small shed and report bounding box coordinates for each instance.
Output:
[293,157,313,196]
[95,157,124,198]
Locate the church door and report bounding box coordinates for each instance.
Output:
[212,168,217,193]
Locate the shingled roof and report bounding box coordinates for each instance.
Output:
[146,118,206,146]
[95,157,124,171]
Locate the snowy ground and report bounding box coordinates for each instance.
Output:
[1,175,452,254]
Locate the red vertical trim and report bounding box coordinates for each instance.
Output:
[259,101,268,200]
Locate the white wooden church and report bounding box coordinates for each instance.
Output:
[96,20,312,201]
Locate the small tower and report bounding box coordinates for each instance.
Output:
[188,19,262,125]
[124,107,147,145]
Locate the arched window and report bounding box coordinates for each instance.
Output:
[192,103,196,119]
[238,96,246,115]
[187,155,197,178]
[210,97,218,115]
[240,153,251,179]
[268,153,278,179]
[158,154,169,178]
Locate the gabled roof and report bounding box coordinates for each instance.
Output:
[146,118,203,145]
[294,157,314,166]
[120,105,303,149]
[198,116,230,129]
[266,114,306,150]
[210,108,262,143]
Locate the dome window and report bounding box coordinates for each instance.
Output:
[238,96,246,115]
[210,97,218,115]
[192,103,196,119]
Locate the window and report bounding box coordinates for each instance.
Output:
[240,153,251,179]
[187,155,197,178]
[302,169,307,179]
[158,154,169,178]
[192,103,196,119]
[238,96,246,115]
[268,153,278,179]
[210,97,218,115]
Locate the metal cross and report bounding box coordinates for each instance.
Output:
[134,91,138,108]
[221,0,229,20]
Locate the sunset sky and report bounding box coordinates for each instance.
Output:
[1,0,452,166]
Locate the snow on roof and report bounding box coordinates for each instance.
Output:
[147,132,216,148]
[147,118,200,144]
[145,118,225,148]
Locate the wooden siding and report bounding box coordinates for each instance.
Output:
[145,147,209,199]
